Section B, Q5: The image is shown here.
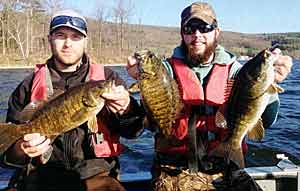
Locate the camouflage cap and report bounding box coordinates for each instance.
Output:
[181,2,217,27]
[50,9,87,36]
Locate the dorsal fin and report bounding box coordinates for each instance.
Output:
[19,89,65,122]
[19,101,47,122]
[224,79,235,101]
[247,118,265,141]
[215,106,228,129]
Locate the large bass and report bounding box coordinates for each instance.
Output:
[0,80,113,154]
[212,47,284,168]
[134,50,183,136]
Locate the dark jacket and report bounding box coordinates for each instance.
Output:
[3,54,145,190]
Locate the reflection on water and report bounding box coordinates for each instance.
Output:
[0,62,299,183]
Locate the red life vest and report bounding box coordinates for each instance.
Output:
[31,63,123,157]
[156,58,242,154]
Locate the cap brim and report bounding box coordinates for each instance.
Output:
[50,24,87,36]
[183,15,214,27]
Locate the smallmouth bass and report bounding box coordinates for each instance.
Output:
[0,80,114,154]
[134,49,183,136]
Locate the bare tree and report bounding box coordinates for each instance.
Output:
[93,0,108,59]
[112,0,134,54]
[42,0,64,15]
[7,13,26,60]
[3,0,46,64]
[0,0,15,55]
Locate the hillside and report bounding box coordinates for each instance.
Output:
[88,22,300,62]
[1,16,299,66]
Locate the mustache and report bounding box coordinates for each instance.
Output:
[188,41,217,62]
[191,38,206,45]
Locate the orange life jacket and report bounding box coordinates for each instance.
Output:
[31,63,123,157]
[156,58,242,154]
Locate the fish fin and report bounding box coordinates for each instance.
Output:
[215,106,228,129]
[128,82,140,94]
[50,89,65,98]
[272,83,284,93]
[224,79,235,101]
[87,115,99,133]
[268,83,284,94]
[20,89,66,122]
[210,142,245,169]
[83,92,98,107]
[171,80,184,118]
[247,118,265,141]
[0,123,24,154]
[19,101,47,122]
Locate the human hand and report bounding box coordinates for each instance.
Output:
[19,133,51,158]
[102,83,130,115]
[126,55,140,80]
[272,48,293,83]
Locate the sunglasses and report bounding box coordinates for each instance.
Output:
[50,16,87,33]
[182,22,216,35]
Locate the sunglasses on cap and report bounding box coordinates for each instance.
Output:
[182,20,217,35]
[50,15,87,33]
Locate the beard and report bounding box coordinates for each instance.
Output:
[186,37,218,64]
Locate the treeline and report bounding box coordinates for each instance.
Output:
[0,0,153,66]
[261,33,300,58]
[0,0,300,67]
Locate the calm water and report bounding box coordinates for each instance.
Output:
[0,62,299,186]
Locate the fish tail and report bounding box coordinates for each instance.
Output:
[210,141,245,169]
[0,123,23,154]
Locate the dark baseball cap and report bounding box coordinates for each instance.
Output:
[50,10,87,36]
[181,2,217,27]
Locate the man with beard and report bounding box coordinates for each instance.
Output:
[2,10,145,191]
[127,2,293,190]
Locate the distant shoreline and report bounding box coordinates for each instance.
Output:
[0,65,34,69]
[0,63,126,69]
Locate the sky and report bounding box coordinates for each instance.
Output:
[63,0,300,34]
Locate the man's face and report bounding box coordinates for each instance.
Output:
[48,27,87,67]
[182,19,220,63]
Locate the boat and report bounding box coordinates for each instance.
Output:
[122,154,300,191]
[1,154,299,191]
[245,154,300,191]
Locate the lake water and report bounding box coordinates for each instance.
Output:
[0,62,299,188]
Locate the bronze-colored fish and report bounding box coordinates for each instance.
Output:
[0,80,113,154]
[211,48,284,168]
[134,49,183,136]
